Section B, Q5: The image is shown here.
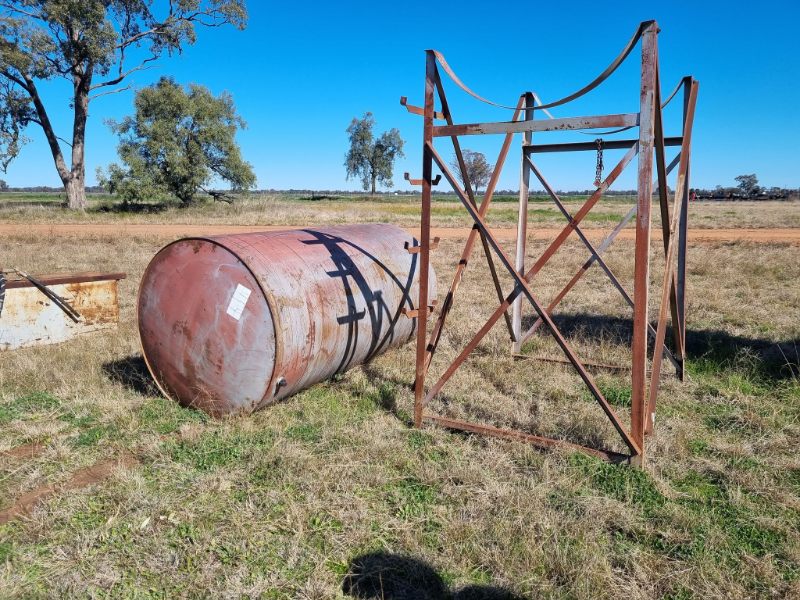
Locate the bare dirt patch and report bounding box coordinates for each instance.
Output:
[0,451,139,525]
[2,441,46,460]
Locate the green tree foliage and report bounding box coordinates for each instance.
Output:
[734,174,759,196]
[0,79,34,173]
[0,1,248,209]
[98,77,255,204]
[344,112,405,195]
[449,149,492,195]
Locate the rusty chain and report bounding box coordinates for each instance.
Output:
[593,138,604,188]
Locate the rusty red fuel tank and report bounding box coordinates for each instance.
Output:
[138,224,436,417]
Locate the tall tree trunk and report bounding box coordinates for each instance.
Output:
[67,71,91,210]
[22,69,90,210]
[64,176,85,208]
[23,75,73,196]
[371,175,376,196]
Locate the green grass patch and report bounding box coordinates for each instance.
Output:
[0,540,12,563]
[70,498,110,529]
[686,438,709,455]
[662,584,697,600]
[672,471,788,558]
[385,477,440,520]
[136,397,208,434]
[727,456,760,470]
[167,428,276,472]
[702,404,749,433]
[528,208,556,219]
[585,212,625,223]
[786,469,800,494]
[0,392,60,422]
[284,423,321,443]
[407,430,432,449]
[686,344,788,395]
[569,453,665,511]
[360,380,398,412]
[70,423,121,448]
[583,380,632,407]
[59,410,99,429]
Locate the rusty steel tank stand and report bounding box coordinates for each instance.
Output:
[401,20,698,466]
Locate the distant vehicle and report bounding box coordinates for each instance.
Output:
[704,191,742,200]
[699,190,792,201]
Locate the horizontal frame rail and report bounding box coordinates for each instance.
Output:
[525,137,682,154]
[434,113,639,137]
[423,414,630,463]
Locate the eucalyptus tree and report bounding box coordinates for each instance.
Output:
[99,76,255,204]
[0,1,247,209]
[345,111,405,196]
[449,149,491,195]
[734,174,759,197]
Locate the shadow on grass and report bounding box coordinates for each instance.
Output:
[359,364,415,425]
[0,200,67,208]
[296,195,343,202]
[520,313,799,382]
[343,552,525,600]
[92,200,174,214]
[102,354,162,397]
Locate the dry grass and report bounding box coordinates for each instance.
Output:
[1,228,799,599]
[1,193,799,231]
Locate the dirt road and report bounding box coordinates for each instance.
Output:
[2,223,800,243]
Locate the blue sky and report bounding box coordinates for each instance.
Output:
[5,0,800,192]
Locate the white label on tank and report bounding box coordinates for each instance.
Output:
[226,284,251,321]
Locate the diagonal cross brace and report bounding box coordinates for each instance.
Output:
[420,143,639,409]
[518,152,682,347]
[519,204,637,346]
[419,95,526,379]
[519,144,640,284]
[425,141,642,456]
[433,67,517,342]
[645,78,699,435]
[525,155,680,372]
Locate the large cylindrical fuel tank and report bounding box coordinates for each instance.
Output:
[138,224,436,417]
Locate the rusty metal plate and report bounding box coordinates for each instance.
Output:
[0,278,121,351]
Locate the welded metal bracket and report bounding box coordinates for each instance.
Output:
[402,300,437,319]
[400,96,445,121]
[404,172,440,186]
[405,237,440,254]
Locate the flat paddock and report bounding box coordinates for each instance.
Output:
[1,225,799,598]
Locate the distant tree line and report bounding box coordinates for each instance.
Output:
[692,174,795,200]
[2,184,797,200]
[2,171,797,201]
[0,181,105,194]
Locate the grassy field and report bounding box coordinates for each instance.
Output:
[1,222,799,598]
[1,193,800,230]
